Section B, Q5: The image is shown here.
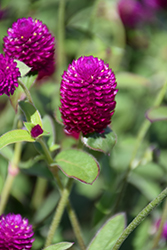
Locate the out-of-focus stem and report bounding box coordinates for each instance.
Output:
[57,0,66,81]
[0,142,21,214]
[31,177,48,210]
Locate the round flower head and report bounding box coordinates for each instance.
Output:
[0,213,34,250]
[3,17,55,72]
[60,56,118,136]
[117,0,144,28]
[0,54,20,96]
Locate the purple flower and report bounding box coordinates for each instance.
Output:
[117,0,144,28]
[3,17,55,72]
[156,0,167,9]
[0,213,34,250]
[60,56,118,136]
[31,124,43,138]
[155,219,167,239]
[0,54,20,96]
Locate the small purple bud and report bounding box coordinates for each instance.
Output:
[31,124,43,138]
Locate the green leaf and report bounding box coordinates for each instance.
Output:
[42,115,56,148]
[81,127,117,153]
[54,149,100,184]
[0,130,35,150]
[146,106,167,122]
[19,100,42,126]
[87,213,126,250]
[43,242,74,250]
[9,74,37,112]
[15,59,31,77]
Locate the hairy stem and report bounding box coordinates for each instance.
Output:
[112,187,167,250]
[45,178,73,247]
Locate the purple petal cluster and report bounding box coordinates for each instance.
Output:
[31,124,43,138]
[0,213,34,250]
[60,56,118,136]
[3,17,55,72]
[0,54,20,96]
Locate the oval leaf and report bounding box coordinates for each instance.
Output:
[15,59,31,77]
[87,213,126,250]
[146,106,167,122]
[43,242,74,250]
[19,100,42,126]
[0,129,35,150]
[55,149,100,184]
[81,127,117,153]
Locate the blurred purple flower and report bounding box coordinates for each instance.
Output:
[60,55,118,136]
[0,213,34,250]
[155,219,167,239]
[0,54,20,96]
[117,0,159,28]
[117,0,144,28]
[31,124,43,138]
[3,17,55,73]
[156,0,167,9]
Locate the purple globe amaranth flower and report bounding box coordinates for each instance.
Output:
[31,124,43,138]
[0,54,20,96]
[3,17,55,72]
[60,56,118,136]
[117,0,145,28]
[0,213,34,250]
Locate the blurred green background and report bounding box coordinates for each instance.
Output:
[0,0,167,249]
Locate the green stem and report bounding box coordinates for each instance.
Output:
[18,79,34,106]
[0,142,22,214]
[67,201,86,250]
[38,138,86,249]
[37,137,53,165]
[112,186,167,250]
[45,178,73,247]
[152,198,167,249]
[31,177,48,210]
[114,81,167,212]
[57,0,66,80]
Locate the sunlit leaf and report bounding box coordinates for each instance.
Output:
[42,115,56,148]
[19,100,42,126]
[0,130,34,150]
[15,59,31,77]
